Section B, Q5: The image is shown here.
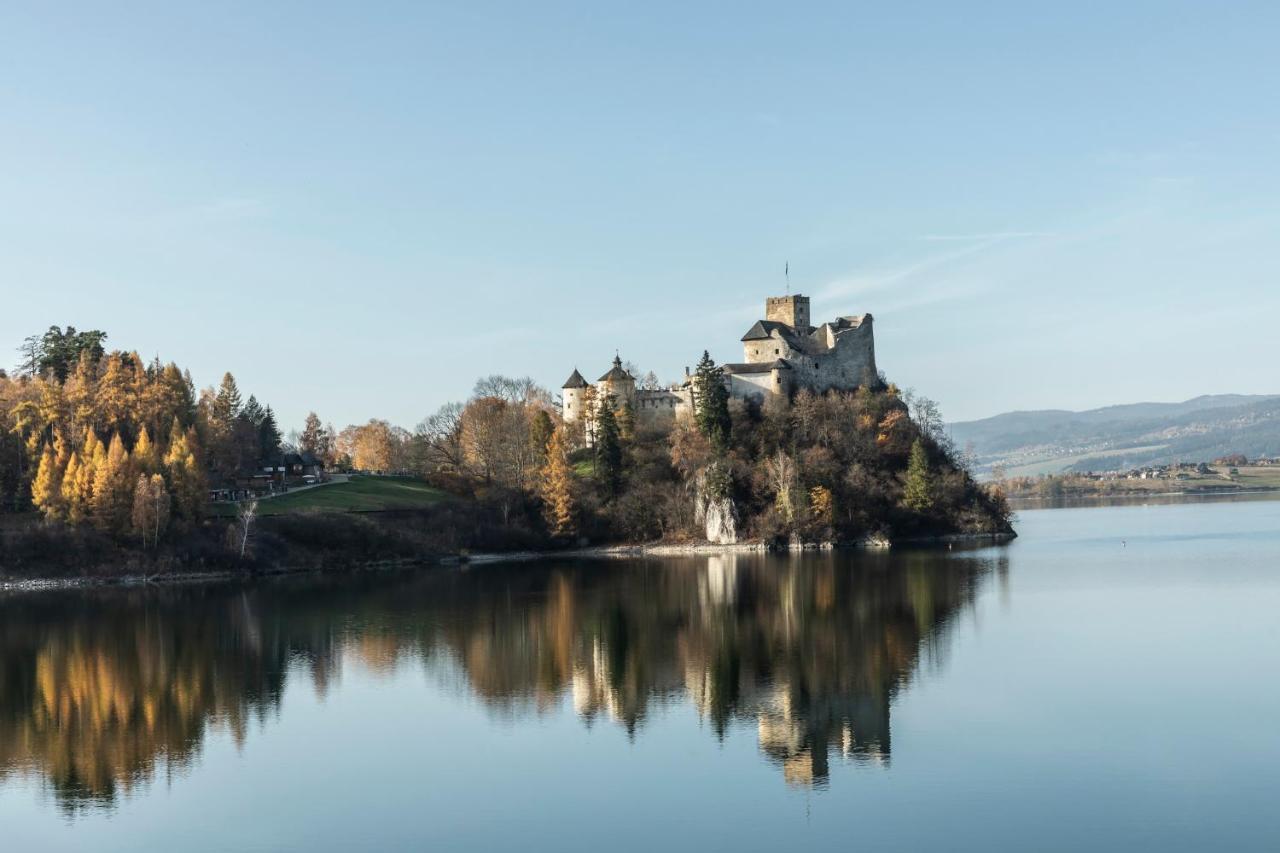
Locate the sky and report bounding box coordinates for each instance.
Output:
[2,1,1278,431]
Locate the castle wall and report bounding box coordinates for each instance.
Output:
[634,388,693,424]
[745,340,788,363]
[727,372,779,403]
[789,321,877,394]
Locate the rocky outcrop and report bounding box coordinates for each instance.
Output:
[692,467,738,545]
[703,496,738,545]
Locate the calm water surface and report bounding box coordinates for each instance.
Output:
[2,499,1279,851]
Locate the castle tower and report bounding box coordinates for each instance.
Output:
[561,368,589,422]
[765,294,810,331]
[597,355,636,404]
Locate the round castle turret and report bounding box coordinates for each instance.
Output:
[561,368,589,422]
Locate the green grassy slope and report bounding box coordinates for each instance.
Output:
[216,476,450,516]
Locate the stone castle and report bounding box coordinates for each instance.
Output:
[561,293,877,426]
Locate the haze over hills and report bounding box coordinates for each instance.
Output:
[950,395,1280,477]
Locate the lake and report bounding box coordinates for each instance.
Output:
[2,498,1279,851]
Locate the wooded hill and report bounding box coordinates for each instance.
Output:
[951,394,1280,476]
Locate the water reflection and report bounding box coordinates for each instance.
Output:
[0,550,1003,810]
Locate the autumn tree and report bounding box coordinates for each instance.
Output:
[133,426,160,475]
[96,353,140,441]
[416,402,466,474]
[764,450,800,526]
[459,399,538,489]
[338,419,400,472]
[91,433,133,534]
[164,420,206,522]
[809,485,834,530]
[31,442,63,521]
[540,426,578,537]
[299,411,335,462]
[617,400,636,442]
[60,451,85,524]
[131,473,170,549]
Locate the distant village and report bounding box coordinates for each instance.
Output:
[1076,454,1279,483]
[1001,454,1280,499]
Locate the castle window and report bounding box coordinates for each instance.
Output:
[774,349,779,355]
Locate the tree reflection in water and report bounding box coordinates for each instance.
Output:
[0,550,1005,809]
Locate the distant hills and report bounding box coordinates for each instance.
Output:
[950,394,1280,477]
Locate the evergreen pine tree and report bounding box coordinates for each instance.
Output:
[903,438,934,513]
[540,426,578,537]
[258,405,282,459]
[241,394,265,427]
[594,395,623,495]
[693,351,731,451]
[214,373,243,422]
[529,409,554,460]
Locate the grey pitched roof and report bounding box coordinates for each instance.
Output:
[562,369,589,389]
[741,320,788,341]
[722,359,792,375]
[741,319,807,348]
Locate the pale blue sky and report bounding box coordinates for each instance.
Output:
[3,2,1278,430]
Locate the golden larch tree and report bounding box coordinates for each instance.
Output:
[31,442,64,521]
[60,451,85,524]
[133,426,159,475]
[540,426,577,538]
[91,433,133,534]
[164,420,206,522]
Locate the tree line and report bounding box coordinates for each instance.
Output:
[3,325,1010,551]
[1,326,290,545]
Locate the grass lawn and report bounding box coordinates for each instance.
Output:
[1226,466,1280,489]
[215,476,451,516]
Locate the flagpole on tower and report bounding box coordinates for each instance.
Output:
[785,261,789,294]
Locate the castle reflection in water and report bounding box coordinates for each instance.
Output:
[0,549,1007,809]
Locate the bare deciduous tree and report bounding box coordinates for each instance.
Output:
[236,499,258,558]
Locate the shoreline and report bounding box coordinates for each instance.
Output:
[1009,486,1280,506]
[1,531,1016,593]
